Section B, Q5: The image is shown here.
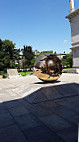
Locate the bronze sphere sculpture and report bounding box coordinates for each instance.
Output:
[34,53,62,82]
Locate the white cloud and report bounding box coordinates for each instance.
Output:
[64,40,67,44]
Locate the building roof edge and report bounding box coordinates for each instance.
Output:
[65,8,79,19]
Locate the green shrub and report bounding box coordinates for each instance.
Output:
[3,73,7,78]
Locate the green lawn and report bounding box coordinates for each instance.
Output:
[0,71,33,78]
[19,71,33,76]
[63,68,72,70]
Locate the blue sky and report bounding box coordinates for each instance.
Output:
[0,0,79,53]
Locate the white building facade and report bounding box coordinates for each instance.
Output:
[66,0,79,68]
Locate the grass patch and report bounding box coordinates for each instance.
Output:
[0,71,33,78]
[63,68,72,70]
[19,71,33,76]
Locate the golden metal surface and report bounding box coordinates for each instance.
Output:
[34,53,62,82]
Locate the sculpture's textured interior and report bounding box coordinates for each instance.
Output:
[34,53,62,81]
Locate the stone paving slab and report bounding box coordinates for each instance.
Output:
[9,106,30,117]
[50,105,77,119]
[28,103,54,117]
[0,113,14,128]
[33,91,48,103]
[54,97,79,113]
[39,114,72,132]
[26,127,64,142]
[66,114,79,125]
[15,113,42,130]
[41,86,62,100]
[57,125,78,142]
[24,88,47,103]
[4,99,25,109]
[0,124,27,142]
[0,73,79,142]
[54,83,78,97]
[24,124,65,142]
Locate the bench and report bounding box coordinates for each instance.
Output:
[7,69,21,79]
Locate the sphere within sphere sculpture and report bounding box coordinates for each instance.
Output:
[34,53,62,82]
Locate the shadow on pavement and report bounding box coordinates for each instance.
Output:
[34,80,61,84]
[0,83,79,142]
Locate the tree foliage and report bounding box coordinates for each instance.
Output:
[61,53,72,68]
[0,39,20,72]
[21,45,34,70]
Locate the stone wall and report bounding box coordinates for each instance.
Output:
[70,13,79,68]
[72,47,79,68]
[70,14,79,44]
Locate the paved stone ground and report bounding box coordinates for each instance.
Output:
[0,73,79,142]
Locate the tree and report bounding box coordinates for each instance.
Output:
[0,39,4,71]
[21,45,34,70]
[0,39,20,72]
[54,51,56,55]
[41,50,53,54]
[61,53,72,68]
